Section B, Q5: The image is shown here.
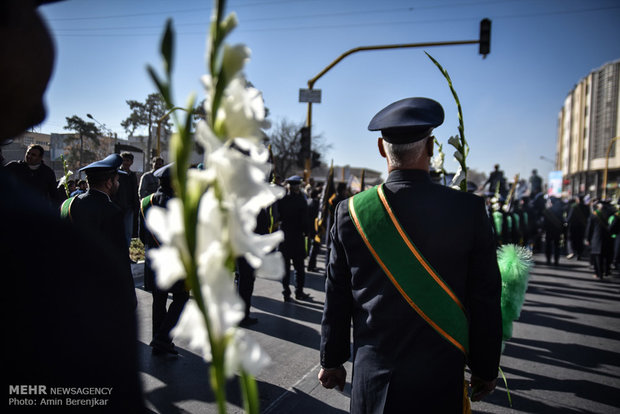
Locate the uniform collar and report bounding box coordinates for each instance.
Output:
[385,169,432,184]
[87,188,112,202]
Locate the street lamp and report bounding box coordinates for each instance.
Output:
[86,113,115,141]
[300,18,492,181]
[539,155,555,165]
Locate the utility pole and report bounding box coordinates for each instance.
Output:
[299,18,491,181]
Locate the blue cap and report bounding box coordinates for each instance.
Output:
[153,162,173,179]
[79,154,124,174]
[286,175,302,185]
[368,97,444,144]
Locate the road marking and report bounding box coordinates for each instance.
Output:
[262,363,321,414]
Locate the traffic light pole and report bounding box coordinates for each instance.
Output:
[303,19,490,181]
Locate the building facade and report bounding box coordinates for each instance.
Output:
[557,59,620,199]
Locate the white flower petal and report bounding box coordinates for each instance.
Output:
[148,246,186,289]
[225,330,271,377]
[255,251,285,280]
[172,301,211,360]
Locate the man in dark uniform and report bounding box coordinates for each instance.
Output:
[586,200,614,279]
[566,195,589,260]
[319,97,502,412]
[63,153,137,308]
[113,152,140,249]
[139,163,189,354]
[3,1,143,411]
[235,207,271,326]
[529,169,543,196]
[482,164,507,197]
[541,197,565,266]
[278,175,311,301]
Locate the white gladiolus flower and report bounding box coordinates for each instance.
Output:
[171,301,211,356]
[221,77,268,141]
[448,135,460,149]
[146,199,190,289]
[450,165,465,188]
[255,251,285,280]
[57,171,73,188]
[221,44,250,81]
[430,152,444,172]
[225,329,271,378]
[148,7,285,389]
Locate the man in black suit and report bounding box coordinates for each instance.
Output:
[139,163,189,354]
[2,1,143,410]
[65,153,137,308]
[319,97,502,412]
[278,175,312,301]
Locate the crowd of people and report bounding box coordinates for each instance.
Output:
[477,164,620,280]
[3,1,617,412]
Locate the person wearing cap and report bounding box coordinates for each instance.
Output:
[319,97,502,412]
[2,1,143,411]
[62,153,137,308]
[277,175,312,301]
[139,163,190,355]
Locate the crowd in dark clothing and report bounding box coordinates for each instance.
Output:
[484,188,620,279]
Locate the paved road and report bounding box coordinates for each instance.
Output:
[131,251,620,413]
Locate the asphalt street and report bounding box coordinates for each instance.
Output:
[131,250,620,413]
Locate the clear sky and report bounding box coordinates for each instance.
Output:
[37,0,620,182]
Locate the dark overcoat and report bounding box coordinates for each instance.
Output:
[70,188,136,307]
[320,169,502,413]
[2,170,143,411]
[277,191,309,258]
[586,209,613,255]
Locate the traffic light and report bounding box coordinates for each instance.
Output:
[479,18,491,57]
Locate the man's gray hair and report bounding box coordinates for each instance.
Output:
[382,137,429,168]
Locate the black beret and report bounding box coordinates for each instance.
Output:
[79,154,124,175]
[368,97,444,144]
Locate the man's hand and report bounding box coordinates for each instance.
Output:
[318,366,346,391]
[469,375,496,402]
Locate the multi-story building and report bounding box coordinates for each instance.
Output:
[557,59,620,198]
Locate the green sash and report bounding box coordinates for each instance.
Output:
[349,184,469,355]
[60,196,76,220]
[140,194,159,246]
[140,194,154,221]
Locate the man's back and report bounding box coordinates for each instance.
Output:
[322,169,502,412]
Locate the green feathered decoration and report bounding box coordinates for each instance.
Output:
[497,244,532,342]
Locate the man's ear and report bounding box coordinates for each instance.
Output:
[378,138,387,158]
[104,177,113,191]
[426,137,434,157]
